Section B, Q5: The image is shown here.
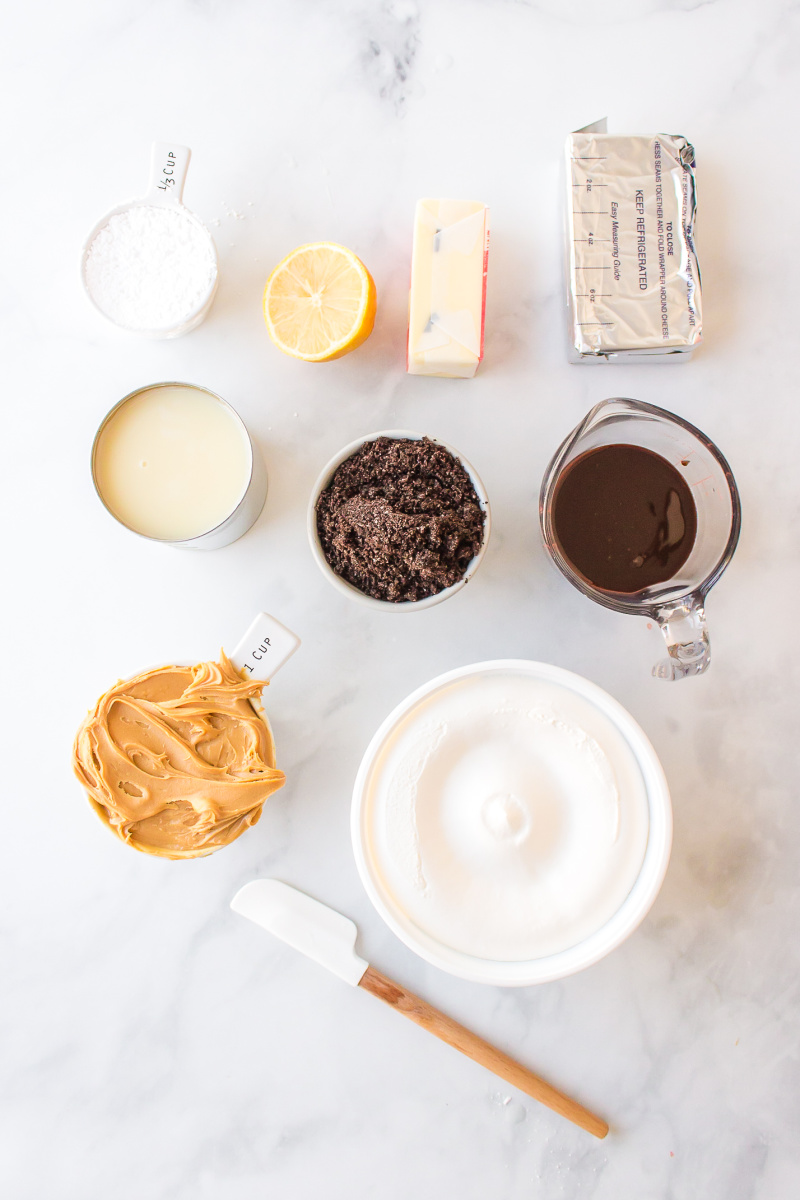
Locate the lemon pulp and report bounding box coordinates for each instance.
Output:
[263,242,376,361]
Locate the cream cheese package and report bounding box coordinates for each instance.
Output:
[407,199,489,378]
[565,121,702,363]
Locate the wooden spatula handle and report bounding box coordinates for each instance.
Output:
[358,965,608,1139]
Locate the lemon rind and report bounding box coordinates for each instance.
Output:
[263,242,373,362]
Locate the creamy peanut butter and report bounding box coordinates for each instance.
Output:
[73,654,284,859]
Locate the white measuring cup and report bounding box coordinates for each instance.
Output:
[76,612,301,860]
[81,142,219,338]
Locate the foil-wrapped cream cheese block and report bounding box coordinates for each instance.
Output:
[407,199,489,378]
[565,121,702,363]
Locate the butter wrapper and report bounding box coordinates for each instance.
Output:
[565,122,702,363]
[407,199,490,379]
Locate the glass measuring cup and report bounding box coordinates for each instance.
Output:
[539,398,741,680]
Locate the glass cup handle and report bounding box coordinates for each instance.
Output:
[653,598,711,681]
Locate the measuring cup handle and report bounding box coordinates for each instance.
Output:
[652,597,710,681]
[144,142,192,206]
[229,612,301,684]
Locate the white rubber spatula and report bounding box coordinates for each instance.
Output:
[231,879,609,1138]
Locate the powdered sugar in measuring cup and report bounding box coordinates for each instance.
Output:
[82,143,218,338]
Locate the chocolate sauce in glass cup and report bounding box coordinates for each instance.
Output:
[539,398,741,680]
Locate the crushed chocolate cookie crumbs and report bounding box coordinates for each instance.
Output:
[316,436,486,602]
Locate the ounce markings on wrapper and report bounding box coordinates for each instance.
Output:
[84,206,217,332]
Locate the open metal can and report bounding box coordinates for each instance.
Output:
[91,382,268,550]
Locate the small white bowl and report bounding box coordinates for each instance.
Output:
[352,660,672,986]
[307,430,491,611]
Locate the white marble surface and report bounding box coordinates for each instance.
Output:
[3,1,800,1196]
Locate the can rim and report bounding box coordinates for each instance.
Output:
[90,381,256,545]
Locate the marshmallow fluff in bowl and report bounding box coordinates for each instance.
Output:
[352,662,671,985]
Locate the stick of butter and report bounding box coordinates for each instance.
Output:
[407,199,490,379]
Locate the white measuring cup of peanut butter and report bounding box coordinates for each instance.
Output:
[74,613,301,860]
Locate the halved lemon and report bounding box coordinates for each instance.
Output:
[263,242,377,361]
